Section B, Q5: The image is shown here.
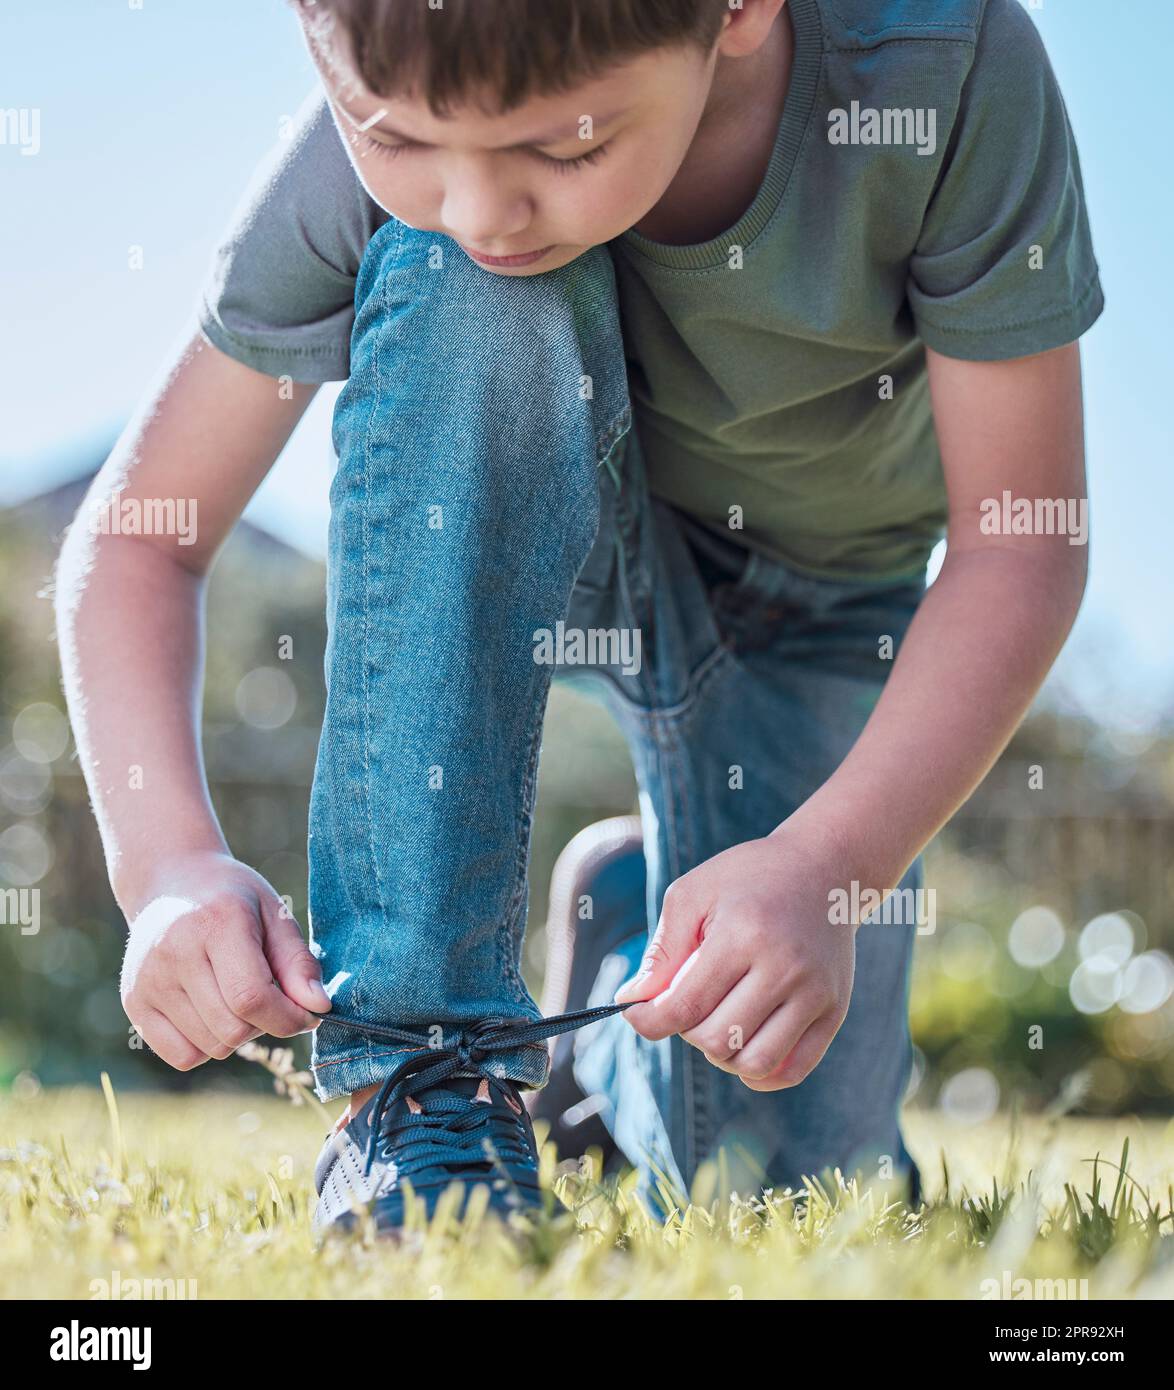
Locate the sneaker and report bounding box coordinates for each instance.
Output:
[313,1005,627,1237]
[530,817,645,1165]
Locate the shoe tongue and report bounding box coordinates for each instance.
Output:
[444,1073,489,1095]
[428,1075,492,1103]
[364,1075,494,1117]
[351,1076,500,1134]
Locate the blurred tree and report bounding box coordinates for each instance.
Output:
[0,473,1170,1118]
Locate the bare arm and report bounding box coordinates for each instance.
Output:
[56,330,329,1067]
[620,342,1089,1092]
[789,342,1089,885]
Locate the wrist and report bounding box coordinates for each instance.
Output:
[110,831,231,920]
[771,792,919,909]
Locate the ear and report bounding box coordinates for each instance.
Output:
[717,0,789,59]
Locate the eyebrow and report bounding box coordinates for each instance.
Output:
[338,102,624,149]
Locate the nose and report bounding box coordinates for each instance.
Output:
[439,158,532,249]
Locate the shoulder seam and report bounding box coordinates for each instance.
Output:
[825,37,978,54]
[823,0,989,43]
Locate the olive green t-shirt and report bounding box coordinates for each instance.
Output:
[199,0,1103,579]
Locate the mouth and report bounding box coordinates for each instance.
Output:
[461,244,556,268]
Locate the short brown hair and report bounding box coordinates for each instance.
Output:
[294,0,730,115]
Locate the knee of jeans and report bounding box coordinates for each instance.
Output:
[345,222,629,467]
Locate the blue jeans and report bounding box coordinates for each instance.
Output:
[309,218,926,1195]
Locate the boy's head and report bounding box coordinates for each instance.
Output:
[292,0,783,274]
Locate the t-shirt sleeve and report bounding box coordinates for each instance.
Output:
[907,0,1104,361]
[197,88,388,383]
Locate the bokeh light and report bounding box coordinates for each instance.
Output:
[1008,905,1066,968]
[0,747,53,815]
[1079,912,1136,967]
[0,821,53,885]
[1069,957,1124,1015]
[939,1067,1000,1124]
[1118,952,1174,1015]
[235,667,297,730]
[12,701,70,763]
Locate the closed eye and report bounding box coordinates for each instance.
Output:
[358,132,610,172]
[358,134,411,161]
[535,144,611,173]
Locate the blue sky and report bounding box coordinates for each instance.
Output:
[1,0,1171,729]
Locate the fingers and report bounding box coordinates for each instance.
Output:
[737,1007,842,1091]
[678,970,778,1062]
[133,1007,209,1072]
[261,897,332,1016]
[165,989,237,1061]
[205,922,321,1041]
[625,940,749,1042]
[672,961,845,1088]
[123,916,232,1066]
[614,876,705,1005]
[123,892,323,1074]
[183,958,264,1054]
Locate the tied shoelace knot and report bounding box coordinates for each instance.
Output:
[326,1003,631,1179]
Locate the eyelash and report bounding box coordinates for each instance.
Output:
[539,145,610,173]
[359,134,610,172]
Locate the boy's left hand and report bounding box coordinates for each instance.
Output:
[614,831,856,1091]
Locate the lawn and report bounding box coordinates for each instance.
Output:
[1,1082,1171,1300]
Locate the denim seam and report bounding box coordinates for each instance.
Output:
[600,436,733,723]
[595,405,632,471]
[611,439,715,1178]
[316,1040,548,1074]
[661,717,699,875]
[353,218,406,1070]
[499,394,609,1009]
[668,645,736,731]
[653,720,699,1180]
[612,452,654,679]
[499,681,550,1009]
[666,719,714,1174]
[602,643,730,726]
[316,1045,424,1073]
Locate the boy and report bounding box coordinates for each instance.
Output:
[56,0,1101,1233]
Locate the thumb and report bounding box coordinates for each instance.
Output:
[614,883,699,1004]
[261,896,332,1015]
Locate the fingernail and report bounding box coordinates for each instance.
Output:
[614,971,648,1004]
[308,979,332,1011]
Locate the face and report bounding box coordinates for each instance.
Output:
[302,26,722,275]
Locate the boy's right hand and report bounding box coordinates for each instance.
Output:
[119,850,331,1071]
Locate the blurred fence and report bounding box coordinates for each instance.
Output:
[1,483,1171,1115]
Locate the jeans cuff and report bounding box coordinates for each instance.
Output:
[311,1024,551,1102]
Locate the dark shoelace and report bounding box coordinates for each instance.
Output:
[326,1004,631,1179]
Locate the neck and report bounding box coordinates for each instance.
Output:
[633,9,794,246]
[701,8,793,139]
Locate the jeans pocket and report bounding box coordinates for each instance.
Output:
[673,514,766,642]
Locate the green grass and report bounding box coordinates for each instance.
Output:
[1,1083,1172,1300]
